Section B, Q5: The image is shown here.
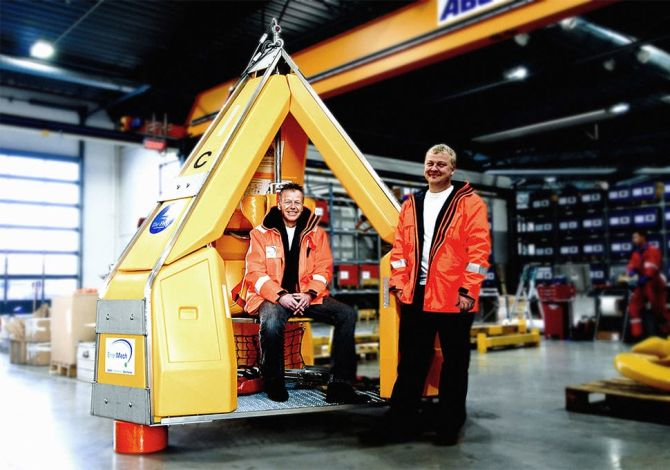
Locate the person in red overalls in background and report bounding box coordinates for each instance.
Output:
[626,229,670,338]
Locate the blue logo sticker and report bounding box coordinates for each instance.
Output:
[150,204,177,234]
[108,339,133,368]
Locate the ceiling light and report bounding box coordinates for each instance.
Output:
[560,17,577,30]
[514,33,530,47]
[473,102,631,143]
[30,40,55,59]
[603,59,616,71]
[635,167,670,175]
[504,66,528,81]
[608,103,629,114]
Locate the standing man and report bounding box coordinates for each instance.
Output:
[626,229,670,338]
[240,183,367,404]
[363,144,490,446]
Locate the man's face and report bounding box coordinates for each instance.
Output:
[424,151,454,186]
[279,189,304,225]
[632,232,645,246]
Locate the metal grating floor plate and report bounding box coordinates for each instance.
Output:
[161,387,385,425]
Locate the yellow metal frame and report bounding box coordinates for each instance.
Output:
[97,44,401,422]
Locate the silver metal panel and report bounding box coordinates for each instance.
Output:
[96,299,146,335]
[91,383,151,425]
[383,277,390,308]
[158,173,207,202]
[248,47,281,74]
[161,389,386,425]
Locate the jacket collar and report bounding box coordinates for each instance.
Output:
[262,206,316,236]
[415,180,469,200]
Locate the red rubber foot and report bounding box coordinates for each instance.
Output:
[113,420,168,454]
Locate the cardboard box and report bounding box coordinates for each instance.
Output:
[6,315,32,341]
[26,342,51,366]
[76,341,96,382]
[24,318,51,342]
[51,292,98,365]
[10,340,27,364]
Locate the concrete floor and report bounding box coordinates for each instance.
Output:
[0,340,667,469]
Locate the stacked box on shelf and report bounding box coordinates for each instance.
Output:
[582,213,605,231]
[313,199,329,225]
[589,263,608,287]
[558,242,580,259]
[608,187,631,204]
[580,190,605,206]
[359,264,379,287]
[336,264,359,288]
[632,207,659,229]
[610,237,633,260]
[630,182,657,202]
[582,239,606,257]
[558,217,579,232]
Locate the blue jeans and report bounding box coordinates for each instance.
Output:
[258,296,357,383]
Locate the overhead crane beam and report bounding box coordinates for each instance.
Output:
[187,0,607,136]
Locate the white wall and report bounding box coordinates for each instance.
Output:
[117,146,180,252]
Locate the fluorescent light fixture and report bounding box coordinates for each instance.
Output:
[608,102,629,114]
[30,40,55,59]
[504,66,528,81]
[473,103,630,143]
[1,55,138,93]
[484,168,617,176]
[559,17,578,30]
[635,167,670,175]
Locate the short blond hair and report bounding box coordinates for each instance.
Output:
[427,144,456,166]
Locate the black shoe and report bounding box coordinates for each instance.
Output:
[358,416,414,446]
[265,379,289,402]
[434,431,459,446]
[325,382,370,404]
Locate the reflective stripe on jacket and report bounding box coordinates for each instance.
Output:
[241,207,332,314]
[389,181,491,313]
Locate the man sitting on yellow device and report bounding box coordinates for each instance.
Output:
[239,183,368,404]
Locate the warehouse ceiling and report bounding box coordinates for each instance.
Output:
[1,0,669,181]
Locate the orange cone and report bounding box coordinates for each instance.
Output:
[113,420,168,454]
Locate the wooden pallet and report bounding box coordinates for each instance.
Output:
[566,377,670,425]
[50,361,77,378]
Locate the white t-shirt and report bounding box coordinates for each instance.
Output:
[286,226,296,250]
[420,186,453,285]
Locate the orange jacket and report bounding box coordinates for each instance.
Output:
[389,181,491,313]
[241,207,332,314]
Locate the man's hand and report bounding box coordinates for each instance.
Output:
[292,293,311,315]
[456,294,474,312]
[278,293,299,311]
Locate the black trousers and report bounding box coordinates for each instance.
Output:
[258,296,357,383]
[390,285,475,434]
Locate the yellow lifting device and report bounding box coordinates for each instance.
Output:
[91,21,419,450]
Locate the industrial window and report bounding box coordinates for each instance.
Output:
[0,149,81,313]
